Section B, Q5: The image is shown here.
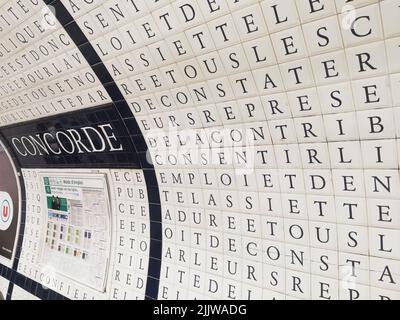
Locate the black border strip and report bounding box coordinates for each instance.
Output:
[41,0,162,300]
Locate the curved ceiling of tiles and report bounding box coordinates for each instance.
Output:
[0,0,399,301]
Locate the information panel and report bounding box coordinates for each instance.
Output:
[38,173,111,292]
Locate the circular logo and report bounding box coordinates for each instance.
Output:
[0,192,13,231]
[1,200,10,223]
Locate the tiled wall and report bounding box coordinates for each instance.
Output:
[0,0,400,300]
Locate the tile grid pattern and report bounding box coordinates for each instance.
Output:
[0,0,162,300]
[62,0,399,299]
[0,0,399,300]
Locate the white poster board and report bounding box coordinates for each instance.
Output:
[38,173,111,292]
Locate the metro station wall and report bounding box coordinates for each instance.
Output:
[0,0,399,300]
